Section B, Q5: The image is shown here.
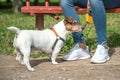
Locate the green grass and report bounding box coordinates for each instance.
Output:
[0,9,120,57]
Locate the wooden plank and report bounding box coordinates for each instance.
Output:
[21,6,87,14]
[106,8,120,13]
[21,6,120,15]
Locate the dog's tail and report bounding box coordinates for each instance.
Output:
[7,26,21,34]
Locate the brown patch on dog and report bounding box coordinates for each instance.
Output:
[63,16,81,32]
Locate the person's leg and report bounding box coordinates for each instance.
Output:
[90,0,110,63]
[60,0,90,60]
[89,0,120,45]
[60,0,87,44]
[90,0,107,45]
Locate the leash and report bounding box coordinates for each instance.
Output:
[82,8,93,30]
[82,0,93,30]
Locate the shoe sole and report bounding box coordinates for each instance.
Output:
[78,55,91,59]
[90,57,110,64]
[63,55,91,61]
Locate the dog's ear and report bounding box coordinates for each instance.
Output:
[64,16,80,31]
[63,16,77,26]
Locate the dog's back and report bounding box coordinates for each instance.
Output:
[8,26,57,53]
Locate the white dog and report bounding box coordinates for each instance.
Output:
[8,16,81,71]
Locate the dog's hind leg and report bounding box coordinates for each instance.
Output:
[20,47,35,71]
[16,48,24,65]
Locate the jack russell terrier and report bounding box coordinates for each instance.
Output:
[7,16,82,71]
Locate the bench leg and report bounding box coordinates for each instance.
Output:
[36,14,44,30]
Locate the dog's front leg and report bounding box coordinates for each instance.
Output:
[51,49,60,64]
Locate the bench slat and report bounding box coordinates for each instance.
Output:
[21,6,86,14]
[21,6,120,15]
[106,8,120,13]
[21,6,63,14]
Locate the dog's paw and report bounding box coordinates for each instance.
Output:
[28,68,35,71]
[20,61,25,66]
[16,57,19,61]
[52,61,58,64]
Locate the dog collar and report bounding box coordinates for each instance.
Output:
[50,27,65,50]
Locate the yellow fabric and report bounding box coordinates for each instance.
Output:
[86,13,93,24]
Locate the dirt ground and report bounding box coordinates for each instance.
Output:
[0,47,120,80]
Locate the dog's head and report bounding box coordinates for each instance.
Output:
[63,16,82,32]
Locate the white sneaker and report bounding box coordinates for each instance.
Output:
[91,45,110,63]
[63,44,90,60]
[69,43,79,52]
